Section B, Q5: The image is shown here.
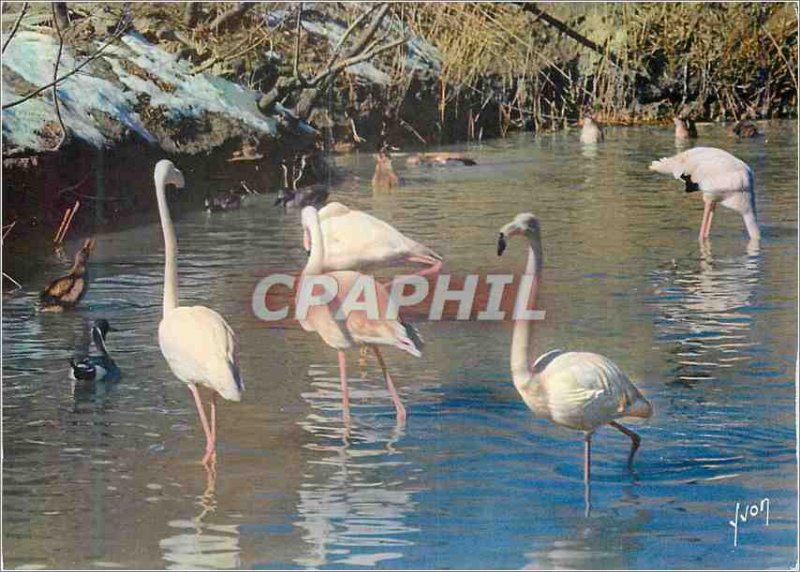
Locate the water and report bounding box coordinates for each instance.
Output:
[2,123,797,569]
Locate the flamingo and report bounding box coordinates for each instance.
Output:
[154,159,243,465]
[649,147,759,241]
[580,115,604,144]
[496,213,653,503]
[298,205,423,424]
[304,202,443,277]
[674,117,697,142]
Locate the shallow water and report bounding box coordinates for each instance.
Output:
[2,122,797,569]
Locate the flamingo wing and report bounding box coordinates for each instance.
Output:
[650,147,752,196]
[298,271,422,357]
[321,209,441,270]
[159,306,243,401]
[537,351,651,430]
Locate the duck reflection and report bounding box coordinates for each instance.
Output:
[292,363,420,568]
[650,239,761,386]
[159,463,241,570]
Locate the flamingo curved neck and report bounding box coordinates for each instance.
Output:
[743,212,760,241]
[156,177,179,315]
[304,209,325,275]
[511,231,542,389]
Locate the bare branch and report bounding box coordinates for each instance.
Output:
[2,2,29,55]
[208,2,253,32]
[292,5,301,78]
[311,37,405,87]
[50,2,68,150]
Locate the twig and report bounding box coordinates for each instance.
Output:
[292,5,302,78]
[3,272,22,290]
[2,15,128,110]
[54,200,80,245]
[397,117,426,144]
[2,221,17,241]
[311,37,405,87]
[239,181,257,195]
[292,155,307,189]
[50,3,68,150]
[2,2,29,55]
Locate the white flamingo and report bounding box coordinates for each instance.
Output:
[298,206,423,424]
[303,202,442,276]
[154,159,243,465]
[649,147,759,241]
[497,213,653,497]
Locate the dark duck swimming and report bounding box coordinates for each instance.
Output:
[40,238,94,312]
[69,319,120,384]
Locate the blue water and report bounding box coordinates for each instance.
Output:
[2,122,797,569]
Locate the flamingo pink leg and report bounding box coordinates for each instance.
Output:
[338,351,351,424]
[699,198,718,239]
[703,201,717,239]
[188,383,215,465]
[210,392,217,444]
[371,346,407,423]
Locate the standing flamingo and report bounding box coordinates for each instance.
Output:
[154,159,243,465]
[304,202,443,277]
[496,213,652,507]
[649,147,759,241]
[298,206,423,424]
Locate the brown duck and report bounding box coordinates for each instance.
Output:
[40,238,94,311]
[372,151,400,192]
[730,120,759,139]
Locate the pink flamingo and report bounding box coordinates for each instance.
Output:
[298,206,423,424]
[650,147,759,241]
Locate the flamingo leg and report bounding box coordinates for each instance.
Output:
[338,351,351,425]
[371,346,407,422]
[211,392,217,445]
[699,198,713,239]
[703,201,717,239]
[609,421,641,468]
[188,383,215,465]
[583,432,592,517]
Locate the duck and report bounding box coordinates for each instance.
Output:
[69,319,120,384]
[580,114,604,144]
[273,161,329,209]
[406,152,476,167]
[372,150,400,191]
[730,120,759,139]
[205,191,242,212]
[40,238,94,312]
[674,117,698,141]
[273,186,329,209]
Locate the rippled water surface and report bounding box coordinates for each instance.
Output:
[3,123,797,569]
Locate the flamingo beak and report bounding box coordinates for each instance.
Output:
[303,228,311,255]
[497,233,507,256]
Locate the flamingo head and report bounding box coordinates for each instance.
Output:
[497,213,540,256]
[154,159,185,191]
